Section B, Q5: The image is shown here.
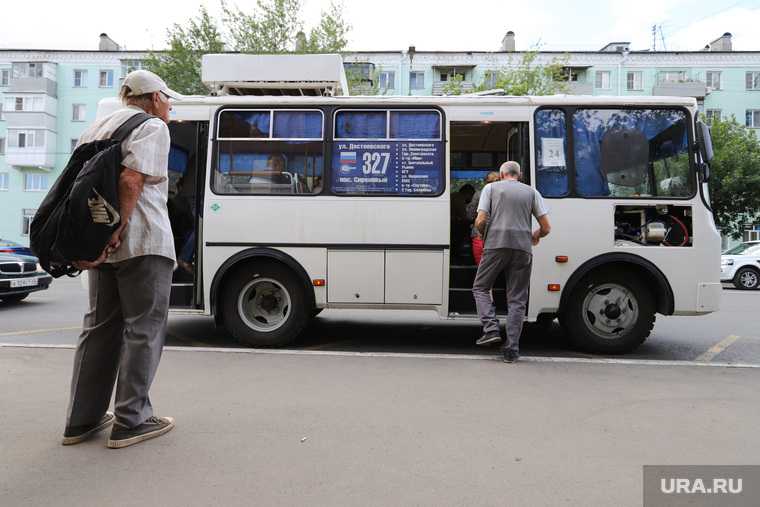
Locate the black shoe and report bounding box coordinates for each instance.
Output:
[476,333,502,346]
[62,412,115,445]
[502,349,519,363]
[107,416,175,449]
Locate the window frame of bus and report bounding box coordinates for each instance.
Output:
[330,107,446,197]
[211,107,326,196]
[533,105,697,200]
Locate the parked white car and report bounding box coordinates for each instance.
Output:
[721,241,760,290]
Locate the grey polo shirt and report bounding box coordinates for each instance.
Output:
[477,180,548,253]
[76,106,175,264]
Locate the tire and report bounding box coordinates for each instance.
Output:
[1,293,29,304]
[560,270,655,354]
[733,267,760,290]
[221,261,310,347]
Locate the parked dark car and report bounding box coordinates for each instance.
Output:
[0,238,35,257]
[0,252,53,303]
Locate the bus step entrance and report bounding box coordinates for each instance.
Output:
[448,264,507,316]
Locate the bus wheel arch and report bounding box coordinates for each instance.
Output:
[558,254,673,354]
[211,248,316,347]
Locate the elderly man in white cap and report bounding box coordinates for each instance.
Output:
[62,70,183,449]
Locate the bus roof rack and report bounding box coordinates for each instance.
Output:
[201,54,349,97]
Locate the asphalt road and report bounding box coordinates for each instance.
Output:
[2,346,760,507]
[1,276,758,365]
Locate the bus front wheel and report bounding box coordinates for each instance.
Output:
[221,262,309,347]
[560,270,655,354]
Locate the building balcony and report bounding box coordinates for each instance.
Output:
[6,146,56,170]
[3,111,57,131]
[652,80,708,99]
[432,80,476,96]
[565,81,594,95]
[8,77,57,97]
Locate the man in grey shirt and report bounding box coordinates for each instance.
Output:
[472,161,551,363]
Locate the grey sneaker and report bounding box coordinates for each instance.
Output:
[476,333,502,346]
[107,416,175,449]
[62,412,115,445]
[502,349,519,363]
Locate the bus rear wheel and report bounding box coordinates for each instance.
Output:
[560,270,655,354]
[221,262,309,347]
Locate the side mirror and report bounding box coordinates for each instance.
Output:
[696,120,714,163]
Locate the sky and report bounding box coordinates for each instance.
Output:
[3,0,760,52]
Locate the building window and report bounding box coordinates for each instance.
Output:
[73,69,87,88]
[120,59,144,78]
[658,71,686,83]
[99,70,114,88]
[72,104,86,122]
[15,97,23,111]
[706,109,722,123]
[746,110,760,128]
[0,69,9,86]
[13,62,43,79]
[378,71,395,90]
[706,71,721,90]
[746,72,760,90]
[410,71,425,90]
[0,137,4,154]
[0,173,8,191]
[595,71,611,89]
[21,209,37,236]
[8,130,43,149]
[626,71,643,91]
[0,101,3,121]
[70,138,79,152]
[24,174,48,192]
[483,71,499,89]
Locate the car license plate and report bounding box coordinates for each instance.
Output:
[10,278,38,288]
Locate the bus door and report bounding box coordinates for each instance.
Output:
[447,120,530,316]
[167,120,209,309]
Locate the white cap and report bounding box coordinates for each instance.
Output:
[121,69,183,100]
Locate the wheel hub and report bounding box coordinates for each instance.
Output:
[582,283,640,340]
[237,278,292,332]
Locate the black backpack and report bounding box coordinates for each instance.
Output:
[30,112,154,278]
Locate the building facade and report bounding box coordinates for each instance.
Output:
[1,32,759,245]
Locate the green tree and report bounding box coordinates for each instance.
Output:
[707,117,760,238]
[302,1,350,53]
[223,0,349,54]
[143,6,225,95]
[223,0,302,53]
[477,51,569,95]
[441,74,464,96]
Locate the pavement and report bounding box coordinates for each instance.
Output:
[2,345,760,507]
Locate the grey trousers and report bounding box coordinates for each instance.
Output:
[472,248,532,352]
[65,255,174,429]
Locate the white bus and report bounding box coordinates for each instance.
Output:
[125,91,720,354]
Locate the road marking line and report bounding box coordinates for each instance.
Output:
[696,335,741,362]
[2,342,760,369]
[0,326,80,338]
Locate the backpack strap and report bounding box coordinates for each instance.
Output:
[111,112,155,144]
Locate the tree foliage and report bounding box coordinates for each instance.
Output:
[478,51,569,96]
[145,0,350,95]
[144,6,225,95]
[706,117,760,238]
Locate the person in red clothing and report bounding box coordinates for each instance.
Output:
[467,171,500,264]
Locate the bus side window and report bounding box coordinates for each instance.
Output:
[534,109,569,197]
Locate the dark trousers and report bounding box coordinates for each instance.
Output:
[472,248,532,352]
[65,255,173,429]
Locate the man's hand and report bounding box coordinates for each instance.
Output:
[532,229,541,246]
[72,246,109,271]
